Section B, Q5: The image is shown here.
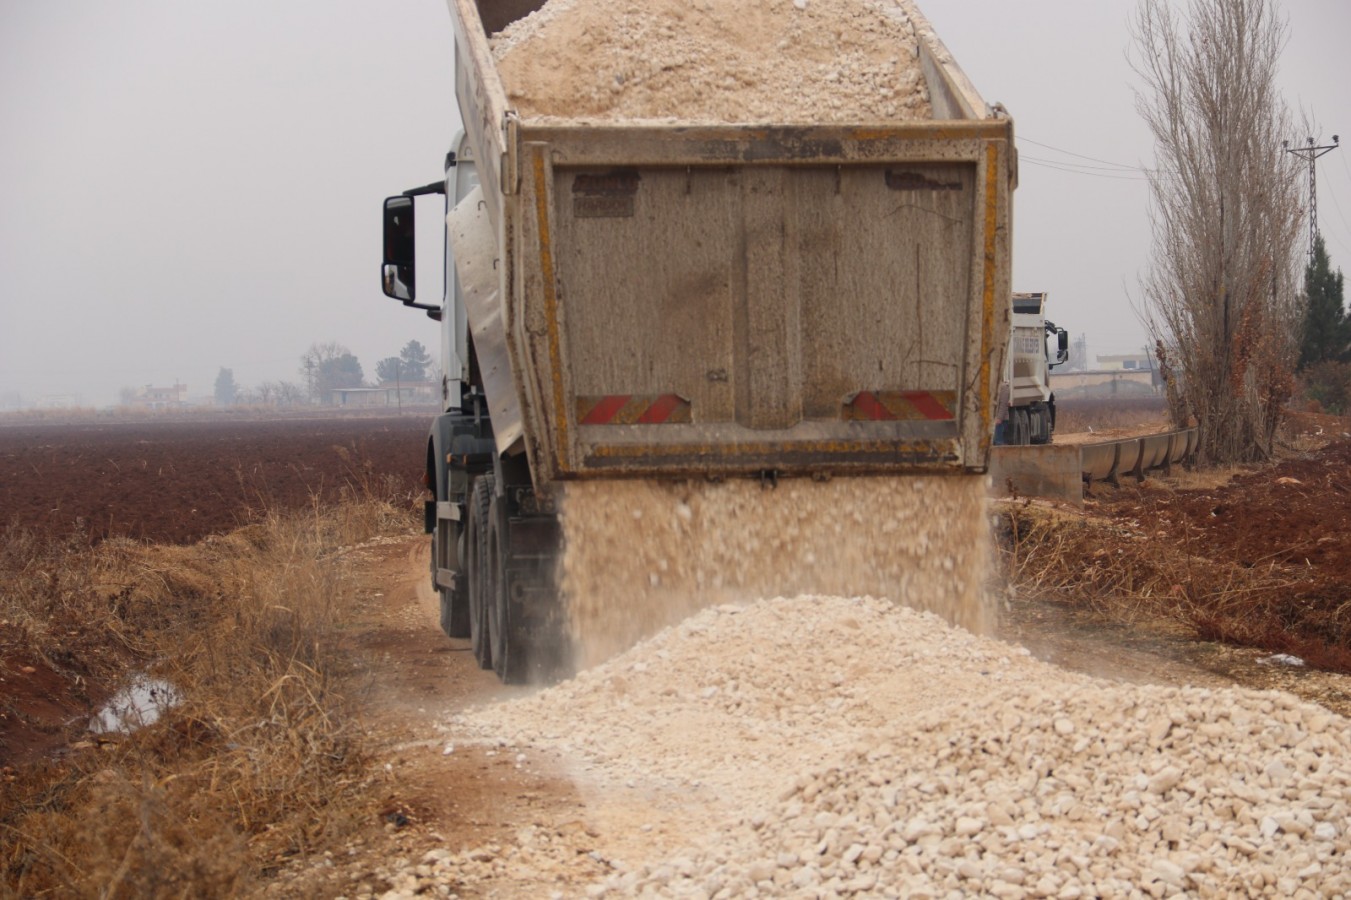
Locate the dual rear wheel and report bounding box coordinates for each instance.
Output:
[463,475,532,683]
[466,475,494,670]
[433,522,469,639]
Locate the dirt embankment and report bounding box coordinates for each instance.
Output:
[1004,433,1351,686]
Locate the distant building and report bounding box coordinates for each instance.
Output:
[35,393,82,410]
[331,383,438,407]
[1096,353,1152,372]
[128,383,188,410]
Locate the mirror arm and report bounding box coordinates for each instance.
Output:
[402,181,446,198]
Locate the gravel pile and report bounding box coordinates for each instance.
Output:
[442,597,1351,897]
[490,0,933,123]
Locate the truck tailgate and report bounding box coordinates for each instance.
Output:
[502,122,1011,483]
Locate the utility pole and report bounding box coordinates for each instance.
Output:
[1283,135,1340,258]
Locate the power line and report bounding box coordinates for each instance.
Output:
[1017,136,1142,172]
[1020,153,1145,174]
[1019,156,1149,181]
[1321,177,1351,259]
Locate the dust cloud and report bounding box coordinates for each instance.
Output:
[559,474,993,668]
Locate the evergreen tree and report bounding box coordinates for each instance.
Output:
[397,340,432,381]
[317,353,365,394]
[375,356,404,384]
[214,367,237,406]
[1298,235,1349,370]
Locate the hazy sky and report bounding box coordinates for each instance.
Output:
[2,0,1349,407]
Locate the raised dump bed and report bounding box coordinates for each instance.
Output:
[445,0,1016,492]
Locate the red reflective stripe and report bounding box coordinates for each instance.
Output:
[581,394,631,424]
[638,393,682,424]
[853,391,895,421]
[903,391,954,420]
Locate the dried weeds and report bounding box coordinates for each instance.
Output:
[996,459,1351,675]
[1,496,414,897]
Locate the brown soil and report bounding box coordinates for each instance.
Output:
[1081,437,1351,669]
[1099,441,1351,573]
[0,413,429,545]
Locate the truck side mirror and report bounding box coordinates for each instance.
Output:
[382,196,416,302]
[1055,328,1070,366]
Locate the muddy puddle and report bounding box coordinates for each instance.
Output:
[998,593,1351,717]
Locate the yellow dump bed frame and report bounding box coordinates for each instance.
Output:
[446,0,1015,492]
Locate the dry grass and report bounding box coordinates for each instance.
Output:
[1055,395,1170,435]
[995,498,1351,674]
[1142,465,1251,491]
[1,494,414,897]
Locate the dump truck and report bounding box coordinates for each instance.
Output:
[996,290,1069,445]
[380,0,1016,682]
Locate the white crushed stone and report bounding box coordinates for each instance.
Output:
[490,0,933,123]
[560,477,993,668]
[426,596,1351,898]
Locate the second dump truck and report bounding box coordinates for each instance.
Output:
[998,291,1070,445]
[381,0,1016,682]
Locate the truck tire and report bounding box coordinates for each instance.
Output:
[1030,405,1052,445]
[466,475,495,670]
[486,492,530,684]
[433,518,470,638]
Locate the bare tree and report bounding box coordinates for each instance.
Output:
[275,381,306,406]
[1132,0,1304,462]
[300,341,365,403]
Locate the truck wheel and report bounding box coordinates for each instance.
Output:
[466,475,494,670]
[433,519,470,638]
[1030,405,1051,445]
[486,492,530,684]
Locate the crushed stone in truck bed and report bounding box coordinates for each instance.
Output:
[430,596,1351,898]
[559,475,993,667]
[491,0,933,123]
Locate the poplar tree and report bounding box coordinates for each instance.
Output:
[1132,0,1304,462]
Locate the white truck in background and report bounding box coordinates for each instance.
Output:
[378,0,1017,683]
[997,291,1069,445]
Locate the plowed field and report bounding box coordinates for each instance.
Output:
[0,414,429,544]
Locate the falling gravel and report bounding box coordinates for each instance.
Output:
[560,476,993,668]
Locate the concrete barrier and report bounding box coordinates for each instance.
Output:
[989,426,1198,506]
[987,444,1085,505]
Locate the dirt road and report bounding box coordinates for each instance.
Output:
[272,536,609,898]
